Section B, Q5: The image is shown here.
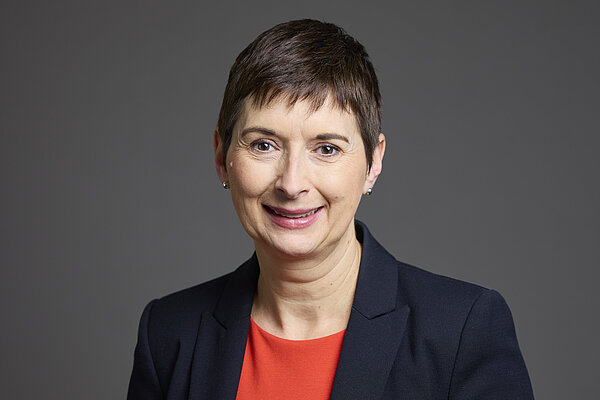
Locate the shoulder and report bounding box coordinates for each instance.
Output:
[128,262,257,399]
[139,253,258,342]
[386,263,533,398]
[357,220,508,328]
[138,271,234,345]
[396,260,513,331]
[394,260,524,366]
[397,261,491,311]
[150,271,232,321]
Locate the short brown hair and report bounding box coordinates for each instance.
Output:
[216,19,382,170]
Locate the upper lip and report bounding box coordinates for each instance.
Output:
[264,205,321,215]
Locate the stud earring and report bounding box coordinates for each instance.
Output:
[222,181,230,189]
[365,188,373,195]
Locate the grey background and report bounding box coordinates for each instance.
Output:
[1,1,598,399]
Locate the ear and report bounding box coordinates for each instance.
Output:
[363,133,386,193]
[213,127,228,184]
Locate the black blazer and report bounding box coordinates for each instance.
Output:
[128,221,534,399]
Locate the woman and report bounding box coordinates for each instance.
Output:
[128,19,534,399]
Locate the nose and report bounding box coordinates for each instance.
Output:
[275,152,310,199]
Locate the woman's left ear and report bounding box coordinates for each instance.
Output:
[364,133,386,193]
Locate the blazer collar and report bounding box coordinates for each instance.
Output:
[212,220,403,325]
[351,220,401,318]
[213,253,258,329]
[208,220,410,399]
[331,220,410,399]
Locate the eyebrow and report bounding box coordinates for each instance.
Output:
[315,133,350,143]
[240,127,350,143]
[240,127,276,137]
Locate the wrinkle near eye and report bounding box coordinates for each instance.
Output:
[235,132,268,151]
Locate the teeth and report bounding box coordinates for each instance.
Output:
[271,207,319,218]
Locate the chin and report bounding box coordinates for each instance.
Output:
[258,235,324,260]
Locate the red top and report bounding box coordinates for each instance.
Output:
[236,317,346,400]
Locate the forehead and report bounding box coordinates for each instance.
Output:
[235,94,360,137]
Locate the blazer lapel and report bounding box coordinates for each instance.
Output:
[188,222,409,400]
[330,222,410,400]
[188,255,259,400]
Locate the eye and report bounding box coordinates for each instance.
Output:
[317,144,340,156]
[252,141,274,152]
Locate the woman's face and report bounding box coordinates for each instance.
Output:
[215,96,384,259]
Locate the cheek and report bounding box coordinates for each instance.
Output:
[317,162,366,204]
[229,157,274,200]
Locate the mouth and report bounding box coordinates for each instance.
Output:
[263,205,323,218]
[263,204,323,229]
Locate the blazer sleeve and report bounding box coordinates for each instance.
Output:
[448,289,535,400]
[127,300,163,400]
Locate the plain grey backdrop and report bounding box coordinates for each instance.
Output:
[1,0,598,399]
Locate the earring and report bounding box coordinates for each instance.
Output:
[222,181,230,189]
[364,188,372,195]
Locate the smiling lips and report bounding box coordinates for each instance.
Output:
[264,205,323,229]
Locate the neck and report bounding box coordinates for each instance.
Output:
[251,224,362,340]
